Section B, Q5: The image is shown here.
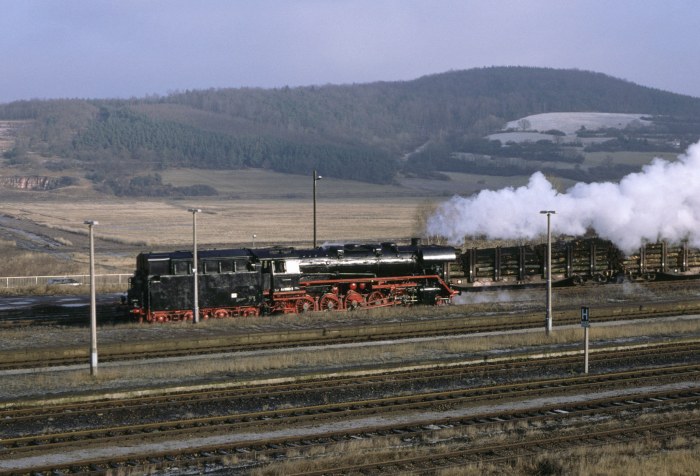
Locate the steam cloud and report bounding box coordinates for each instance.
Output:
[426,140,700,253]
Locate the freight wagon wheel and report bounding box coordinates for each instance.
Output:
[151,312,168,322]
[319,293,341,311]
[345,291,365,311]
[214,309,228,318]
[295,296,316,313]
[367,291,385,306]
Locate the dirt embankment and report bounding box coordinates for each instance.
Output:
[0,213,93,255]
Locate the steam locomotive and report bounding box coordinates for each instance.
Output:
[127,239,459,322]
[451,237,700,289]
[126,234,700,322]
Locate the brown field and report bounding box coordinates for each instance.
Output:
[582,150,679,167]
[160,168,417,199]
[0,196,437,249]
[0,167,476,276]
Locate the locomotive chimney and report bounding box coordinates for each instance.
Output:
[411,237,422,246]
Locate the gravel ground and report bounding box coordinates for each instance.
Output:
[1,321,699,474]
[2,313,700,404]
[2,289,700,475]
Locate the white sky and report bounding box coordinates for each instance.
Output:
[1,0,699,103]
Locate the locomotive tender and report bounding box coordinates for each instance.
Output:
[127,239,458,322]
[452,237,700,289]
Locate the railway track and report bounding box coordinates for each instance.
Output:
[1,278,699,329]
[1,362,698,475]
[0,303,125,327]
[1,297,700,371]
[299,415,700,475]
[459,275,700,293]
[3,338,700,418]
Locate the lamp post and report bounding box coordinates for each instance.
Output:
[313,169,322,247]
[188,208,202,324]
[252,233,257,248]
[540,210,556,335]
[84,220,98,376]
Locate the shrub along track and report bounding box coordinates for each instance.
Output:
[2,298,700,371]
[1,343,699,474]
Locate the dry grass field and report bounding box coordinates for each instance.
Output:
[0,196,435,249]
[160,168,417,199]
[583,150,678,167]
[0,165,456,275]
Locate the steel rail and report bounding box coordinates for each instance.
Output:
[2,299,700,371]
[4,387,699,475]
[3,339,700,423]
[2,363,699,459]
[296,415,700,475]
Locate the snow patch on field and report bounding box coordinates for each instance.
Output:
[486,131,558,143]
[505,112,652,135]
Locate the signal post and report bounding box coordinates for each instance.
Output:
[581,306,590,374]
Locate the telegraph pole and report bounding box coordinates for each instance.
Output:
[188,208,201,323]
[313,170,322,247]
[540,210,556,335]
[581,306,591,374]
[84,220,98,376]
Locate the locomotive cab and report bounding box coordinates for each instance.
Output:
[261,258,302,292]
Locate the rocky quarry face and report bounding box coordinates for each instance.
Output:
[0,175,67,190]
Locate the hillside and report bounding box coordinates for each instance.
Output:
[1,66,700,196]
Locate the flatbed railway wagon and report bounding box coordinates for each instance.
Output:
[622,242,700,280]
[452,238,621,289]
[450,237,700,289]
[451,238,620,288]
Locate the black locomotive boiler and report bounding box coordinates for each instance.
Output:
[127,239,459,322]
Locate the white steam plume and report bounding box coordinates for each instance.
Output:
[426,141,700,253]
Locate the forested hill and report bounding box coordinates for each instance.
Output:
[2,66,700,195]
